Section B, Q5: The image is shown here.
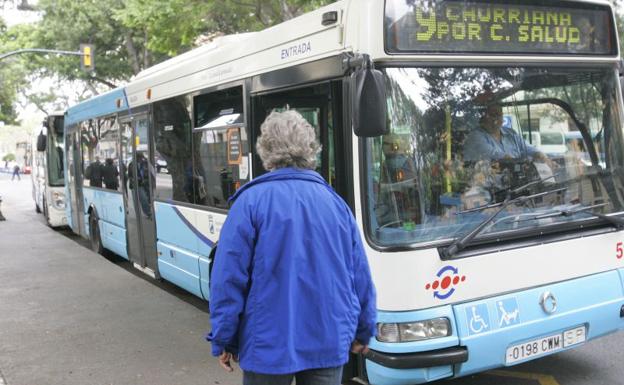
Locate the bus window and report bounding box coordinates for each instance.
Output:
[193,86,249,209]
[81,119,103,188]
[98,118,121,191]
[252,82,339,189]
[365,67,624,247]
[47,116,65,187]
[153,95,194,204]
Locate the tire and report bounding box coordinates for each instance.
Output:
[43,198,50,225]
[89,214,104,255]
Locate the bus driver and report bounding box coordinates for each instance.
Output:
[463,98,548,163]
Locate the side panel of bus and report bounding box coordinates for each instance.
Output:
[133,56,351,303]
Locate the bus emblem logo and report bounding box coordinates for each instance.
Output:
[425,265,466,300]
[540,291,557,314]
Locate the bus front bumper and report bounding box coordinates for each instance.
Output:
[366,269,624,385]
[365,346,468,369]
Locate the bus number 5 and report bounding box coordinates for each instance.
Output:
[617,242,623,259]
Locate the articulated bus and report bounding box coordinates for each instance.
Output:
[32,112,67,227]
[64,0,624,383]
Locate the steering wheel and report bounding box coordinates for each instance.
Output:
[490,158,542,201]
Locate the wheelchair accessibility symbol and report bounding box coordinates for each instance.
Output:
[497,298,520,328]
[466,304,491,335]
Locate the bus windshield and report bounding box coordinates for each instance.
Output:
[47,125,65,187]
[365,66,624,248]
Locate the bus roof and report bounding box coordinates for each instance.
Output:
[125,0,348,107]
[122,0,619,109]
[65,87,128,126]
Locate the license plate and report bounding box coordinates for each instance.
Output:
[505,326,586,364]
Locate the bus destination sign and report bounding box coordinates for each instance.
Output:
[385,0,616,56]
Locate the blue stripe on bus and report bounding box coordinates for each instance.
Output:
[154,202,200,254]
[171,205,215,248]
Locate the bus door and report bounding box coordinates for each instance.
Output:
[67,130,86,237]
[120,114,159,276]
[252,81,348,200]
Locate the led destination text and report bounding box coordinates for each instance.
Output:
[385,0,615,55]
[416,5,579,45]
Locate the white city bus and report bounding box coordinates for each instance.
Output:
[33,112,67,227]
[66,0,624,383]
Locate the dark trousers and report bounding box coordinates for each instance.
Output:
[243,366,343,385]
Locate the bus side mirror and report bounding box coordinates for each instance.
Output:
[36,131,47,152]
[351,66,388,137]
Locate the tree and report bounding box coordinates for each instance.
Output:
[0,19,26,124]
[32,0,153,88]
[114,0,336,57]
[2,153,15,162]
[2,0,337,109]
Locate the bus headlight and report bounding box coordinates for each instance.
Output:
[376,318,451,343]
[51,191,65,209]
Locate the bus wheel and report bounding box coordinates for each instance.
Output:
[89,214,103,255]
[43,198,49,225]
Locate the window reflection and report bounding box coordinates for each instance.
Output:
[153,96,194,203]
[193,86,249,209]
[367,67,624,247]
[80,117,120,190]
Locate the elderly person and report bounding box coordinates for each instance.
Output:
[207,110,377,385]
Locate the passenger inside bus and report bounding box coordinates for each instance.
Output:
[85,156,103,188]
[102,158,119,190]
[381,134,417,182]
[377,133,422,228]
[368,67,621,248]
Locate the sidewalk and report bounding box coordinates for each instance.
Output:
[0,174,241,385]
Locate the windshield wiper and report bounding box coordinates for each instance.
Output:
[440,187,567,260]
[511,202,624,229]
[455,175,557,215]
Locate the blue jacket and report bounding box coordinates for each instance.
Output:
[207,168,376,374]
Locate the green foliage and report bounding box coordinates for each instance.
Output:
[201,0,336,34]
[113,0,336,57]
[9,0,336,87]
[0,0,337,122]
[2,153,16,162]
[114,0,209,57]
[0,23,31,124]
[33,0,143,86]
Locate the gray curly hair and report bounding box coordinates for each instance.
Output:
[256,110,321,171]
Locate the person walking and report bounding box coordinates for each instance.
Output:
[11,164,20,181]
[206,110,377,385]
